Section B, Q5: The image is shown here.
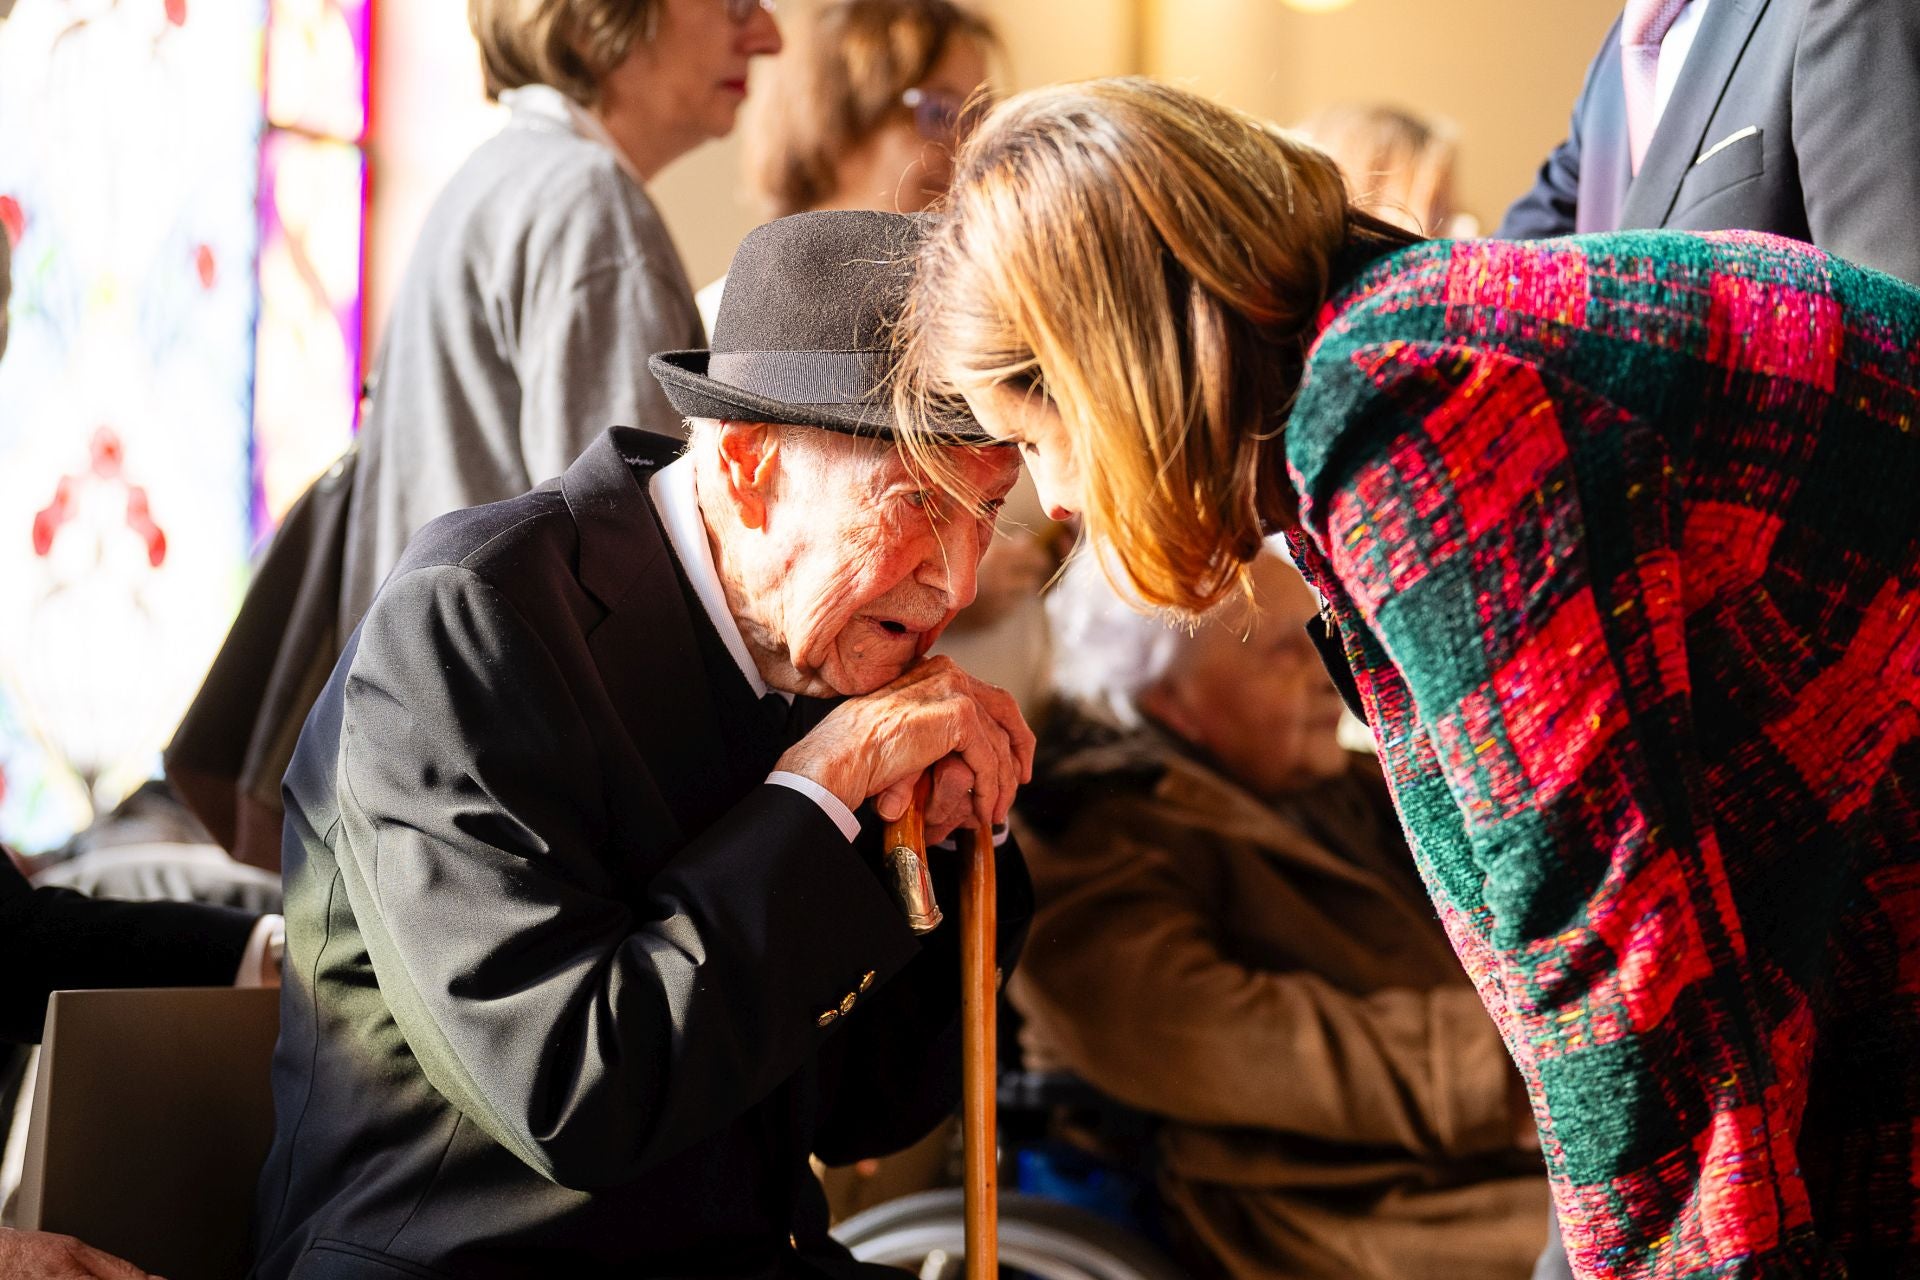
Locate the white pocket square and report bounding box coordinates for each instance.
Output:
[1695,125,1760,166]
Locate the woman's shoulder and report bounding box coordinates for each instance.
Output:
[1320,228,1915,342]
[1296,232,1707,417]
[1303,228,1920,402]
[1285,236,1614,518]
[1313,234,1662,353]
[438,126,672,263]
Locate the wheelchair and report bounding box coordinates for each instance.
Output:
[833,1042,1190,1280]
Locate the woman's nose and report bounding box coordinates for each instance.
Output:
[1024,466,1076,524]
[740,5,783,56]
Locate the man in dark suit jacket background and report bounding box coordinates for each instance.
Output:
[0,850,264,1045]
[251,211,1034,1280]
[1498,0,1920,285]
[2,847,272,1278]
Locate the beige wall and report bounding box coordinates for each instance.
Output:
[367,0,1619,347]
[1143,0,1618,233]
[365,2,501,357]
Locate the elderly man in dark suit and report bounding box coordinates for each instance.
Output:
[250,211,1034,1280]
[1498,0,1920,285]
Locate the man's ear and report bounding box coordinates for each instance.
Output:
[715,421,782,531]
[1137,679,1203,746]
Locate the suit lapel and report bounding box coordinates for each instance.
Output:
[562,430,733,839]
[1621,0,1770,226]
[1577,33,1633,233]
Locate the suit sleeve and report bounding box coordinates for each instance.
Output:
[1495,41,1605,240]
[1793,0,1920,285]
[811,832,1032,1166]
[1009,807,1517,1162]
[336,564,926,1190]
[0,851,258,1044]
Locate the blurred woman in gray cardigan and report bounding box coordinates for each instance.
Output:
[339,0,781,630]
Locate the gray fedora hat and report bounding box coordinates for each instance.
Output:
[649,210,988,442]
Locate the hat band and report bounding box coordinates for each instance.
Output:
[708,349,887,406]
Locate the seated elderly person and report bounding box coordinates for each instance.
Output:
[251,211,1033,1280]
[1010,550,1548,1280]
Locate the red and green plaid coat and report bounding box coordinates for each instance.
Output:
[1284,230,1920,1278]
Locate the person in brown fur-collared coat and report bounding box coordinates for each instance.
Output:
[1011,550,1549,1280]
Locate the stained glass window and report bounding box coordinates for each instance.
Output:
[255,0,368,525]
[0,0,370,851]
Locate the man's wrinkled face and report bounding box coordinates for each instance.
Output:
[725,428,1021,696]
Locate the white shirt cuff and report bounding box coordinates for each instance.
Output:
[933,823,1011,851]
[767,772,861,843]
[235,913,285,988]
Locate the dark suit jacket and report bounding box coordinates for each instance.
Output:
[168,448,358,872]
[251,427,1031,1280]
[1497,0,1920,284]
[0,852,257,1043]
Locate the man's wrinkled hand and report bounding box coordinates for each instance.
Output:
[919,752,993,845]
[0,1229,162,1280]
[775,656,1034,838]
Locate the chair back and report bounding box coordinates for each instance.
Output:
[18,986,280,1280]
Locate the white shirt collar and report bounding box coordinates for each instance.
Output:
[497,83,645,187]
[648,455,790,703]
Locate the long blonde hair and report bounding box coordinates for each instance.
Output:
[894,77,1416,615]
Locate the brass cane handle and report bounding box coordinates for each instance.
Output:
[881,773,942,934]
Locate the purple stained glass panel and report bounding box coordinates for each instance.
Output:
[253,130,364,525]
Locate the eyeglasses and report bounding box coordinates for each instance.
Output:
[900,86,986,143]
[723,0,775,22]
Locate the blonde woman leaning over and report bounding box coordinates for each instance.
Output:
[896,77,1920,1279]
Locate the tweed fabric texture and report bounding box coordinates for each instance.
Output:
[1283,229,1920,1278]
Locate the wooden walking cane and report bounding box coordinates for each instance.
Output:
[959,816,998,1278]
[881,781,998,1278]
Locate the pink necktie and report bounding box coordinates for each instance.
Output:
[1622,0,1690,173]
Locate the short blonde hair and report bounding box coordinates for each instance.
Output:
[469,0,661,105]
[895,77,1417,616]
[1294,104,1458,235]
[747,0,998,217]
